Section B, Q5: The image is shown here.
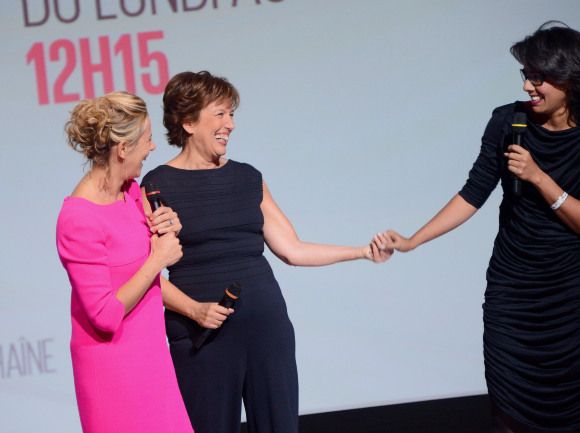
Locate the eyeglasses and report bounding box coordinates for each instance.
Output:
[520,69,545,86]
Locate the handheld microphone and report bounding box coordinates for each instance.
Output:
[511,113,527,197]
[195,282,242,349]
[144,182,165,211]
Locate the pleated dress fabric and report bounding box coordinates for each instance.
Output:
[459,102,580,432]
[142,160,298,433]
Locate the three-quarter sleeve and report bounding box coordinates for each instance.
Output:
[458,105,511,209]
[57,208,125,334]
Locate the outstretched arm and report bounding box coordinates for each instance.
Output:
[262,182,392,266]
[385,194,478,252]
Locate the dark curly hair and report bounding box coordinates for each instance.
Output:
[511,21,580,126]
[163,71,240,147]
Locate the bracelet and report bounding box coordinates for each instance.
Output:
[550,192,568,210]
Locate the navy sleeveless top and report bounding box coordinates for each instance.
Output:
[142,160,287,342]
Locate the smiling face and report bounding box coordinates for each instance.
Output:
[123,116,155,179]
[522,73,569,125]
[184,99,235,160]
[510,25,580,129]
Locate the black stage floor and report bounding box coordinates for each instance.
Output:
[241,394,493,433]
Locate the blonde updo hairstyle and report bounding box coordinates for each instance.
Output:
[66,92,148,166]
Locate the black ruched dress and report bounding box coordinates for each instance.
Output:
[142,160,298,433]
[459,102,580,432]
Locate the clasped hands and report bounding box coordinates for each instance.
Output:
[369,231,414,258]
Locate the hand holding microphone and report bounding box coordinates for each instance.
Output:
[144,182,182,236]
[509,113,527,197]
[144,183,183,267]
[195,283,242,349]
[506,113,543,192]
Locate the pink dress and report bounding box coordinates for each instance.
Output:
[56,181,194,433]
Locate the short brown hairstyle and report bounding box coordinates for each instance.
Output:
[163,71,240,147]
[65,92,148,166]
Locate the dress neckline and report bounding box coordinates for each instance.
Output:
[64,190,128,207]
[162,159,232,173]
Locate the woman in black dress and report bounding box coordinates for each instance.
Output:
[380,22,580,433]
[142,71,392,433]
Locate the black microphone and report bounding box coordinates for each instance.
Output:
[195,282,242,349]
[511,113,527,197]
[144,182,165,211]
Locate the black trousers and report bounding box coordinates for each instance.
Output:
[170,306,299,433]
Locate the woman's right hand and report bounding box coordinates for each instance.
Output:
[191,302,234,329]
[150,233,183,268]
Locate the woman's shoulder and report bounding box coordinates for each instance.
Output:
[490,101,528,122]
[229,159,262,177]
[483,101,527,138]
[58,197,94,220]
[490,101,518,117]
[56,182,141,238]
[141,164,167,184]
[56,197,106,243]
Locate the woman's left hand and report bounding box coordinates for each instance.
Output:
[505,144,543,184]
[148,206,182,236]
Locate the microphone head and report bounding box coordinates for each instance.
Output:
[511,112,527,134]
[144,182,161,198]
[225,282,242,300]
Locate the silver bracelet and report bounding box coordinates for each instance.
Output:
[550,192,569,210]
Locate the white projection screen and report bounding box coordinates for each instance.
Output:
[1,1,579,431]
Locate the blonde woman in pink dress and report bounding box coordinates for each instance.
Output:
[56,92,194,433]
